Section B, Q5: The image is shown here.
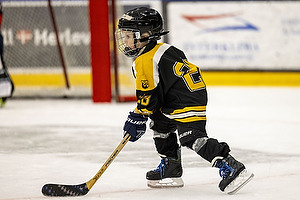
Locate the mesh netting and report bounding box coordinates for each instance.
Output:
[1,0,90,97]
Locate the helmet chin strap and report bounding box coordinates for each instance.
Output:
[123,38,141,56]
[123,31,169,57]
[139,31,169,42]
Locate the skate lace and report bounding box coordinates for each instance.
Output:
[154,158,166,180]
[219,161,234,179]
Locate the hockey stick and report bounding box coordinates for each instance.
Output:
[41,133,131,196]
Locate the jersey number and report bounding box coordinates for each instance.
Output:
[173,60,205,91]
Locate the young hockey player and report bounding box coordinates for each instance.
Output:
[116,7,253,194]
[0,2,14,107]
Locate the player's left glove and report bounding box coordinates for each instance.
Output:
[123,111,148,142]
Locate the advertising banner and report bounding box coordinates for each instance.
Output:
[168,1,300,70]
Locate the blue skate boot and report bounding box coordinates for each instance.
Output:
[212,155,254,194]
[146,150,184,188]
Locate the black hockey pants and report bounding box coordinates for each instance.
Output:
[150,112,230,163]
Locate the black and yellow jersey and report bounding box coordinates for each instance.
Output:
[133,41,207,123]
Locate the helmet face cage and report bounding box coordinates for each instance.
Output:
[115,28,144,57]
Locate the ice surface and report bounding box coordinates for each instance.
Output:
[1,87,300,200]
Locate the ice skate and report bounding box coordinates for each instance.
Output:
[213,155,254,194]
[146,155,184,188]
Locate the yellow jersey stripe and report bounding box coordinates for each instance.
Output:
[134,107,153,115]
[165,110,206,119]
[163,105,207,122]
[173,116,207,123]
[169,106,206,115]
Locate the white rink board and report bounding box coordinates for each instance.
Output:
[168,1,300,70]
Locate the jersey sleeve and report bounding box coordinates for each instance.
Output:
[132,49,161,115]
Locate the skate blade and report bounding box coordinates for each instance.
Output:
[225,169,254,195]
[147,178,184,188]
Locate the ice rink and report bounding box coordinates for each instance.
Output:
[1,86,300,200]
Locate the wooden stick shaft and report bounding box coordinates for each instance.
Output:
[86,133,131,190]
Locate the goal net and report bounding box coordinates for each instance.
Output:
[2,0,162,101]
[2,0,91,98]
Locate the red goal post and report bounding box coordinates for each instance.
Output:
[90,0,137,102]
[89,0,112,102]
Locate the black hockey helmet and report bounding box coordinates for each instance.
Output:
[116,7,169,57]
[118,7,165,40]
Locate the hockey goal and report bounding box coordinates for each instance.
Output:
[2,0,161,102]
[2,0,93,98]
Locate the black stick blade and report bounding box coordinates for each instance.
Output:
[42,183,89,196]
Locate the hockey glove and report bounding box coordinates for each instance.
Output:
[123,111,148,142]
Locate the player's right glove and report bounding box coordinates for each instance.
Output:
[123,111,148,142]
